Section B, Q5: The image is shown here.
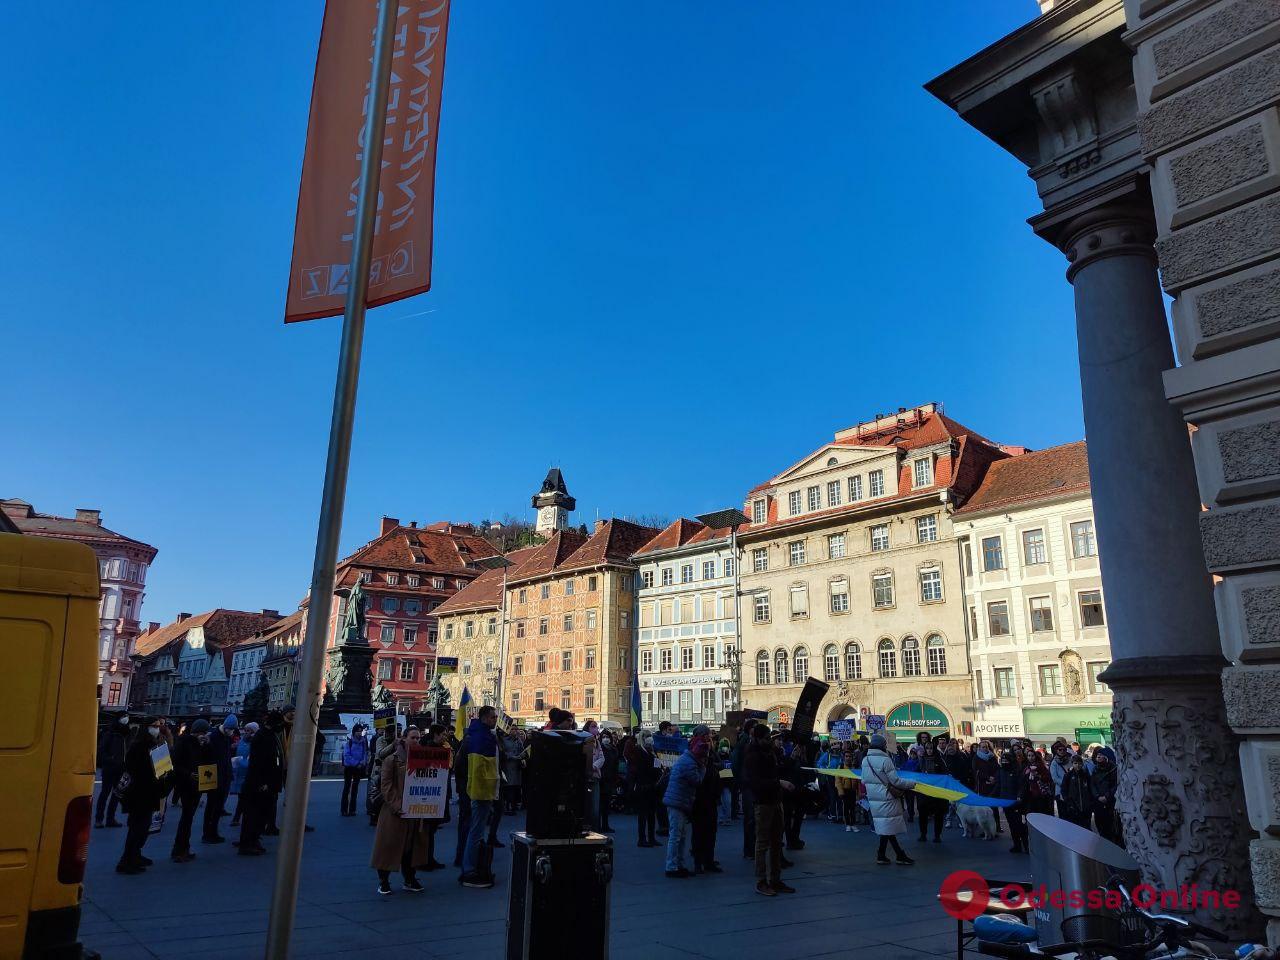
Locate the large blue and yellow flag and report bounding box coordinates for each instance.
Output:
[629,673,643,729]
[455,685,472,741]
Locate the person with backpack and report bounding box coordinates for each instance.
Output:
[341,723,369,817]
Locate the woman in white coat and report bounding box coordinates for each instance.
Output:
[860,734,916,865]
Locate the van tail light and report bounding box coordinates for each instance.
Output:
[58,795,92,884]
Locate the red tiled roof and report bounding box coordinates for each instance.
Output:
[134,609,283,659]
[433,546,542,616]
[507,530,590,584]
[955,441,1089,516]
[634,518,731,556]
[335,524,498,585]
[559,519,663,573]
[2,500,157,556]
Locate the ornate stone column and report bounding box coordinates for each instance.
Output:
[1059,202,1261,938]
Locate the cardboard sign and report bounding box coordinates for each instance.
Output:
[652,734,687,771]
[150,743,173,778]
[374,707,397,733]
[866,714,886,732]
[718,768,733,779]
[830,720,854,742]
[197,764,218,792]
[402,745,451,819]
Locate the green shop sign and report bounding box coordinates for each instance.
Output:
[1022,706,1113,737]
[886,702,950,732]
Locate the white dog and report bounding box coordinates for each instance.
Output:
[957,804,997,840]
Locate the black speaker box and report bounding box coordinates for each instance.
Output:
[524,730,590,840]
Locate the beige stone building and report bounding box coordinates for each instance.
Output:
[955,441,1114,743]
[738,404,1009,739]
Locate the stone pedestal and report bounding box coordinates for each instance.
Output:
[319,643,375,725]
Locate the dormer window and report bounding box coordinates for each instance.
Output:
[869,469,885,497]
[913,457,933,488]
[386,573,399,585]
[752,499,766,525]
[806,486,821,511]
[788,491,802,516]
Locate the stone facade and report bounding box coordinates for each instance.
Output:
[1128,0,1280,940]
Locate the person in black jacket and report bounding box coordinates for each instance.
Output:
[742,726,795,897]
[170,719,210,862]
[1059,754,1094,829]
[452,730,471,868]
[689,727,721,873]
[1089,749,1118,842]
[995,750,1029,853]
[116,719,173,874]
[599,732,619,833]
[96,714,130,828]
[628,732,660,846]
[237,711,285,856]
[915,741,949,842]
[731,719,757,859]
[201,715,237,844]
[779,734,808,851]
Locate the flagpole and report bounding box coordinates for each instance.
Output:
[265,0,398,955]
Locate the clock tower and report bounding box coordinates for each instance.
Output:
[531,467,575,535]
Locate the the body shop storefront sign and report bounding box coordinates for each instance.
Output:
[886,702,950,740]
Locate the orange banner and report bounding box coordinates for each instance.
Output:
[285,0,450,323]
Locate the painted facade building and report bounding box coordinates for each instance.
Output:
[955,441,1113,744]
[634,519,738,729]
[2,499,158,710]
[737,404,1009,740]
[260,610,306,711]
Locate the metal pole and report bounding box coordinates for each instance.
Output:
[495,561,509,709]
[264,1,398,955]
[731,525,743,711]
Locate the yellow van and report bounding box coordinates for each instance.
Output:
[0,531,100,959]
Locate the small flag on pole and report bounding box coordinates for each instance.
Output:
[629,673,643,729]
[455,685,472,741]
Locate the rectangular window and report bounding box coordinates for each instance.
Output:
[807,486,821,511]
[560,688,571,710]
[585,647,596,670]
[513,656,523,676]
[872,573,894,608]
[988,601,1010,636]
[517,588,526,604]
[536,653,547,673]
[586,609,597,630]
[485,656,494,674]
[486,617,497,636]
[538,617,548,635]
[378,659,393,680]
[398,660,416,682]
[541,584,551,600]
[621,610,630,629]
[661,568,673,586]
[565,580,575,596]
[828,533,846,559]
[789,584,809,618]
[702,560,715,580]
[462,659,472,676]
[788,490,802,515]
[1071,520,1097,558]
[869,469,885,497]
[982,536,1005,571]
[386,573,399,585]
[849,475,863,501]
[753,593,771,623]
[535,690,545,711]
[702,645,716,669]
[403,626,418,646]
[1038,664,1063,696]
[584,687,595,710]
[994,667,1014,698]
[973,671,984,700]
[679,690,692,717]
[913,457,933,487]
[641,649,653,672]
[752,548,768,572]
[916,514,938,543]
[1029,596,1054,632]
[701,688,716,716]
[963,540,973,577]
[658,690,671,715]
[1023,528,1047,566]
[826,479,842,507]
[681,564,694,583]
[464,620,474,638]
[660,648,673,672]
[642,571,653,589]
[919,568,943,602]
[563,613,573,632]
[724,557,735,577]
[829,579,849,613]
[510,691,520,713]
[1088,661,1109,693]
[1079,590,1105,627]
[515,621,526,639]
[752,499,766,524]
[788,540,806,565]
[407,575,419,587]
[379,623,396,644]
[870,524,889,552]
[561,650,572,671]
[681,646,694,670]
[588,575,598,591]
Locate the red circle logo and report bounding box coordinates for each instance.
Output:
[939,870,990,921]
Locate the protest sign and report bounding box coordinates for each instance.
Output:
[435,656,459,675]
[374,707,396,734]
[197,764,218,792]
[150,743,173,778]
[866,714,886,732]
[402,745,451,819]
[830,720,854,742]
[652,734,687,770]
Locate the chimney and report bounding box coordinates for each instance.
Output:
[75,508,101,525]
[177,612,192,623]
[1037,0,1056,12]
[146,621,160,634]
[409,520,417,528]
[261,609,280,619]
[594,519,607,533]
[380,516,400,536]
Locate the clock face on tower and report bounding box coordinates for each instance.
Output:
[539,507,556,529]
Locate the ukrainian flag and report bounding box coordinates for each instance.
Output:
[629,673,642,729]
[455,685,472,741]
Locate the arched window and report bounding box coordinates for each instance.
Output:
[823,644,839,682]
[774,648,790,685]
[845,642,862,679]
[793,645,809,681]
[755,650,770,686]
[927,634,947,675]
[878,638,897,678]
[902,636,921,677]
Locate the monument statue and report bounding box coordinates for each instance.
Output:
[371,682,394,710]
[341,577,368,645]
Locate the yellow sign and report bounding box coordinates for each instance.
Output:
[718,768,733,779]
[197,764,218,792]
[150,743,173,778]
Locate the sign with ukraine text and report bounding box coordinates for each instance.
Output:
[402,745,450,818]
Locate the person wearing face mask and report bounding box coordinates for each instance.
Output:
[96,714,131,829]
[689,727,723,874]
[370,726,431,895]
[116,719,172,874]
[201,714,237,844]
[1089,748,1118,842]
[914,740,949,843]
[972,740,1000,833]
[996,749,1029,854]
[629,731,661,847]
[1059,754,1094,829]
[169,718,209,863]
[229,721,258,827]
[238,710,286,856]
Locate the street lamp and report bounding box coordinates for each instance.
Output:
[696,508,750,716]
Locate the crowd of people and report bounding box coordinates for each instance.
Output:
[95,706,1122,902]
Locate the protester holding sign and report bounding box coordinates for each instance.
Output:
[115,718,173,875]
[370,727,431,895]
[200,714,236,845]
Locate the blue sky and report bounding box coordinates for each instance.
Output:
[1,2,1082,623]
